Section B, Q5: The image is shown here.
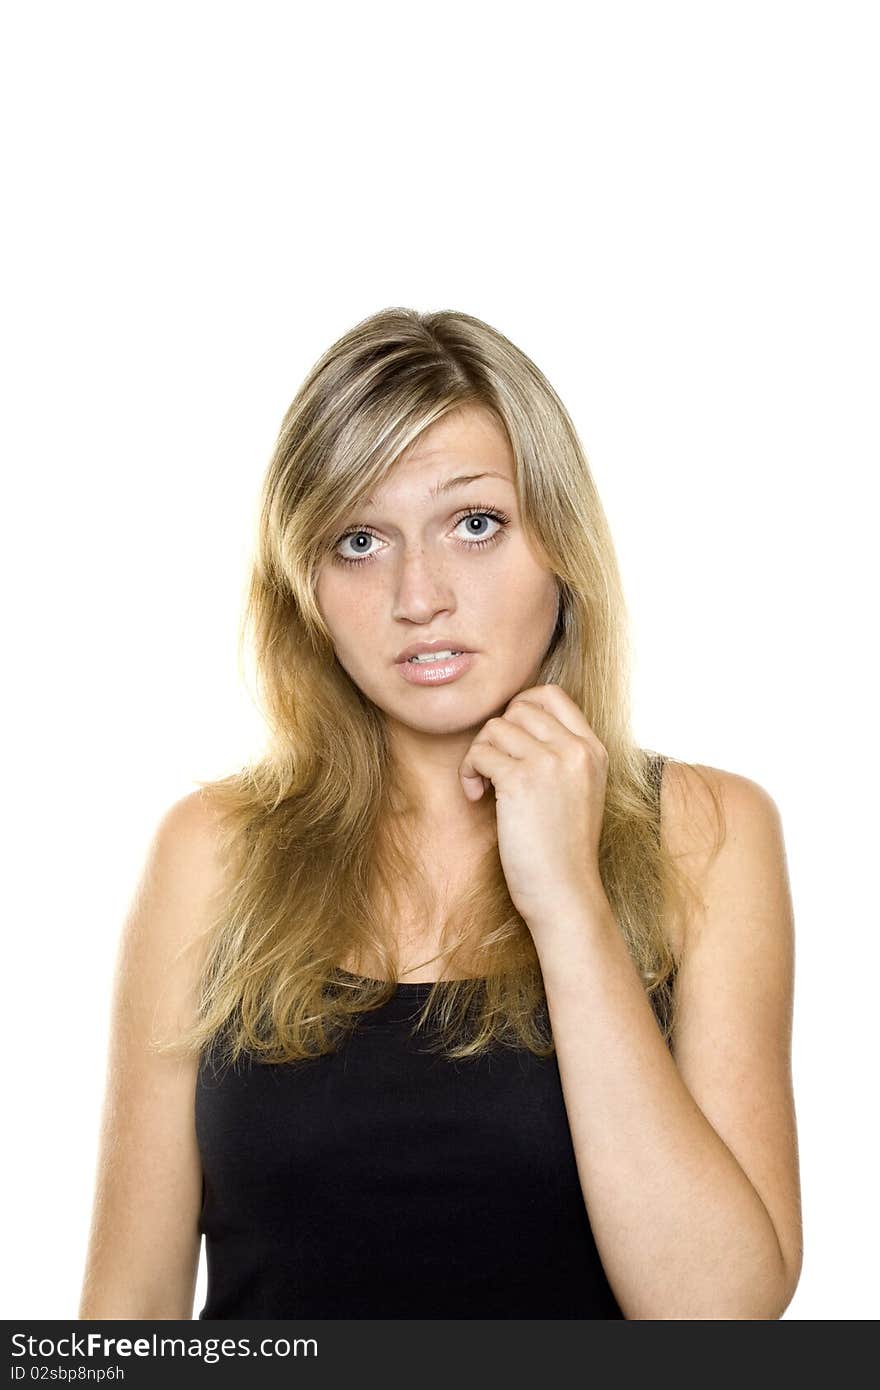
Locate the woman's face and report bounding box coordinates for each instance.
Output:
[315,404,561,737]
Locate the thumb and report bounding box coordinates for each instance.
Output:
[460,772,486,801]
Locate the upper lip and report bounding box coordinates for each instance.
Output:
[394,639,472,663]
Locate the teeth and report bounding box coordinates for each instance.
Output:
[408,649,461,663]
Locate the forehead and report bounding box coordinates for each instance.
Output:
[364,406,515,507]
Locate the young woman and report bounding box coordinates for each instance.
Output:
[79,307,802,1320]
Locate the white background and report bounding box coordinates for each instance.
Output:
[3,0,877,1321]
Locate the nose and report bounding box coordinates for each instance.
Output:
[390,546,456,623]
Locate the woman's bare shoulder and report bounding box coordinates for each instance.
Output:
[150,787,229,895]
[156,785,225,843]
[118,787,232,985]
[658,759,781,943]
[657,760,758,963]
[658,759,741,865]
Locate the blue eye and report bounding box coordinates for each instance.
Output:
[332,506,511,568]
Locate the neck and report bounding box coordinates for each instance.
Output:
[385,713,503,827]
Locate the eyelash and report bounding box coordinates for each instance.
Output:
[331,505,512,568]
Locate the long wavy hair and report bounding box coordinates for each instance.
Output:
[154,306,724,1071]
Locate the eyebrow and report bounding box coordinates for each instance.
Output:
[363,471,512,507]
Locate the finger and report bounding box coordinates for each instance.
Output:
[475,715,540,760]
[502,699,572,750]
[459,738,518,801]
[508,684,599,746]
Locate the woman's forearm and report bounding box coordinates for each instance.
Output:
[534,893,790,1320]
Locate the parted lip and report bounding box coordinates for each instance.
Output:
[394,639,472,663]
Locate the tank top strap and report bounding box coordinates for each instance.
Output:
[647,751,666,804]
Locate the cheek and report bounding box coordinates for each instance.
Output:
[315,576,350,650]
[498,568,558,624]
[318,579,378,651]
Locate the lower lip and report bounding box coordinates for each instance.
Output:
[394,652,475,685]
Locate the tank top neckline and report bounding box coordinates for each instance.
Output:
[331,965,481,992]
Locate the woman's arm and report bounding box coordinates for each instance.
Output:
[78,790,224,1320]
[534,764,803,1320]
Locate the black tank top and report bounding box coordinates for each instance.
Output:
[195,755,667,1319]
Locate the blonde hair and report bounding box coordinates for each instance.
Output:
[155,306,724,1072]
